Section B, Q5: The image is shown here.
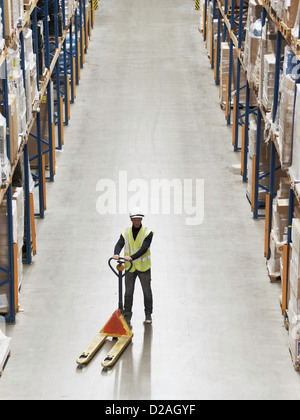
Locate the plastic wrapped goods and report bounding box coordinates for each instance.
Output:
[263,53,276,111]
[291,84,300,183]
[284,45,297,76]
[247,19,262,87]
[278,46,297,168]
[278,73,295,167]
[0,113,10,185]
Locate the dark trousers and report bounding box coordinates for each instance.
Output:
[124,269,153,315]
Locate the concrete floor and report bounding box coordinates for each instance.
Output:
[1,0,300,400]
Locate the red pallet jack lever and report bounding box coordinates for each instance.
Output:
[76,258,133,368]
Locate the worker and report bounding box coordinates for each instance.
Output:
[113,208,154,324]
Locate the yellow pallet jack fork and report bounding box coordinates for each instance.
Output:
[76,258,133,368]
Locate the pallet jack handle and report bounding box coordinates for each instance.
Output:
[108,257,133,310]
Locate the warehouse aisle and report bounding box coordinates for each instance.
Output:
[1,0,300,400]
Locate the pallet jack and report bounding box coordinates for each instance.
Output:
[76,258,133,368]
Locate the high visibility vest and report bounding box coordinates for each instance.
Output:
[122,226,153,272]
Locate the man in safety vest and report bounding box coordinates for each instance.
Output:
[113,208,154,324]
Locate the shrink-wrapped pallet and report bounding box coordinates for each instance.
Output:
[271,0,284,19]
[258,18,277,107]
[247,19,262,87]
[198,0,205,32]
[244,0,263,71]
[65,0,75,26]
[267,229,281,277]
[4,0,24,38]
[263,53,276,111]
[278,46,297,168]
[244,0,262,80]
[273,198,289,245]
[0,9,4,51]
[220,42,231,107]
[220,42,256,108]
[267,179,289,277]
[278,74,295,168]
[0,113,10,186]
[290,84,300,184]
[7,44,27,139]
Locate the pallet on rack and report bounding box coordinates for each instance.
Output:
[266,264,281,283]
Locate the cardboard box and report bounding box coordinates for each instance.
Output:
[279,73,296,168]
[273,198,289,243]
[8,94,19,166]
[284,0,300,28]
[3,0,13,38]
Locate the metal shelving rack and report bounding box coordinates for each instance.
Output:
[201,0,300,367]
[0,0,95,323]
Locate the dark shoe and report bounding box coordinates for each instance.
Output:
[123,311,133,323]
[145,313,152,324]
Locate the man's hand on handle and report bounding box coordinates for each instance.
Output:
[112,255,132,262]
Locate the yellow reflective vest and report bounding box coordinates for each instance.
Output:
[121,226,153,272]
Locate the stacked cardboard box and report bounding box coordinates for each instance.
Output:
[23,27,38,122]
[7,44,27,147]
[270,0,284,20]
[3,0,24,38]
[270,0,300,31]
[220,42,256,108]
[244,0,263,86]
[258,18,277,108]
[263,53,276,111]
[292,2,300,37]
[278,46,297,168]
[247,20,262,87]
[283,0,300,28]
[7,94,19,167]
[267,179,289,277]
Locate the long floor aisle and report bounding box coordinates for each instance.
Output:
[1,0,300,400]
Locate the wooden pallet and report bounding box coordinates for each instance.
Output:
[267,264,281,283]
